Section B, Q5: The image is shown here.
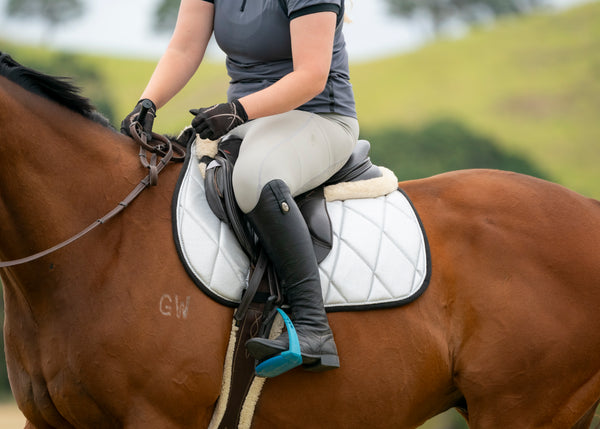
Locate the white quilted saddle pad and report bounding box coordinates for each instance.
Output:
[172,144,431,311]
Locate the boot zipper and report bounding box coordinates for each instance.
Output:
[241,0,247,12]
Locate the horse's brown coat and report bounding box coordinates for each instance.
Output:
[1,73,599,429]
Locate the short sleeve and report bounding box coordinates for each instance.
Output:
[285,0,342,20]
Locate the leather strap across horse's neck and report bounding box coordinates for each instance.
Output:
[0,125,184,268]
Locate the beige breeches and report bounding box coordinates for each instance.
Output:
[230,110,359,213]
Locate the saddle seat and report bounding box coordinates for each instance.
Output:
[325,139,383,184]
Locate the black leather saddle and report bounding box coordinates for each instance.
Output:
[203,135,382,263]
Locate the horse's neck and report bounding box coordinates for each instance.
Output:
[0,78,138,268]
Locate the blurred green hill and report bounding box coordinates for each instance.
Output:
[352,1,600,197]
[2,1,599,197]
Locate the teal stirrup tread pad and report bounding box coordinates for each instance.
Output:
[255,309,302,378]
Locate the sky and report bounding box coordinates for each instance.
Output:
[0,0,593,62]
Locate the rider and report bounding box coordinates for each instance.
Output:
[122,0,358,374]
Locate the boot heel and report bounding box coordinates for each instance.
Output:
[303,354,340,372]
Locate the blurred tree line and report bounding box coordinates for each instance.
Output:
[363,119,548,181]
[152,0,550,34]
[385,0,548,34]
[5,0,84,35]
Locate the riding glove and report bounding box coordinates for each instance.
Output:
[120,99,156,137]
[190,100,248,140]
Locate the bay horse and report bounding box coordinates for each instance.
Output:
[1,53,600,429]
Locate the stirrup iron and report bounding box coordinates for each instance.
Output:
[255,308,302,378]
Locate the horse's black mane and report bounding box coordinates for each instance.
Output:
[0,52,112,128]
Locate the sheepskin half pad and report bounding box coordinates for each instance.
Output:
[172,143,431,311]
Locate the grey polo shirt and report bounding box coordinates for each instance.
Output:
[202,0,356,118]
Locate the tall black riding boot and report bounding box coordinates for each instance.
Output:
[245,179,339,372]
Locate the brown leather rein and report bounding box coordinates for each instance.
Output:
[0,122,186,268]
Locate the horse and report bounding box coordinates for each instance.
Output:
[1,53,600,429]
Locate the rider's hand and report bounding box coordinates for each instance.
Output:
[120,99,156,137]
[190,100,248,140]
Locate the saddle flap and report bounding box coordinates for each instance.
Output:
[297,188,332,264]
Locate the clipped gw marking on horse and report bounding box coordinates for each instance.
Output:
[159,294,191,320]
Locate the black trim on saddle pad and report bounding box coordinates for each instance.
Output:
[171,141,432,312]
